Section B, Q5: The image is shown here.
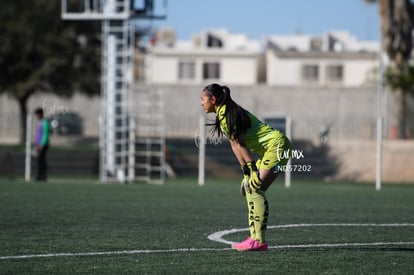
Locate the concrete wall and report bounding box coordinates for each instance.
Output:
[344,59,377,86]
[0,93,101,143]
[1,86,414,182]
[0,85,397,143]
[140,85,396,141]
[329,140,414,183]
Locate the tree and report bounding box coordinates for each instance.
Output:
[0,0,101,144]
[365,0,414,138]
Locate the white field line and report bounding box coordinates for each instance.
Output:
[2,242,414,261]
[207,223,414,245]
[1,223,413,260]
[269,242,414,249]
[2,242,414,260]
[0,248,233,260]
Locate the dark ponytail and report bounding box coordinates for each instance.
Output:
[204,83,251,141]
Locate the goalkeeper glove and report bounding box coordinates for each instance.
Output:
[247,161,262,192]
[240,164,250,196]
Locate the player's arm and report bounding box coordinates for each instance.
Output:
[230,138,262,193]
[230,138,254,195]
[229,138,253,165]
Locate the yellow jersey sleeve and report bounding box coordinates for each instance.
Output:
[216,104,284,155]
[217,105,231,138]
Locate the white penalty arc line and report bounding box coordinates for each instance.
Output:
[207,223,414,245]
[1,223,413,260]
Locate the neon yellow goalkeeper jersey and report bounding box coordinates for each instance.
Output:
[217,105,284,155]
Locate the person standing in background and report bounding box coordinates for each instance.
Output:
[34,108,50,181]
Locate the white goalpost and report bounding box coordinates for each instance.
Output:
[376,50,385,191]
[198,112,206,186]
[285,116,292,188]
[24,113,33,182]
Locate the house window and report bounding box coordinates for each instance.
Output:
[326,65,344,82]
[302,64,319,82]
[203,62,220,80]
[178,61,195,80]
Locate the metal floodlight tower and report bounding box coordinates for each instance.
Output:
[61,0,166,183]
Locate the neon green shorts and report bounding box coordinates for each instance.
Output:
[256,135,291,171]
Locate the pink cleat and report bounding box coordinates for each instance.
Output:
[231,237,268,252]
[251,240,268,251]
[231,236,253,250]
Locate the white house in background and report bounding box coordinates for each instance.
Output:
[265,31,380,87]
[145,28,261,85]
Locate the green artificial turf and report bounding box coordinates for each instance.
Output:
[0,178,413,274]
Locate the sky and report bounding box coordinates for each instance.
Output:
[144,0,380,42]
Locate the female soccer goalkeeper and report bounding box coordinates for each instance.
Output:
[201,83,291,252]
